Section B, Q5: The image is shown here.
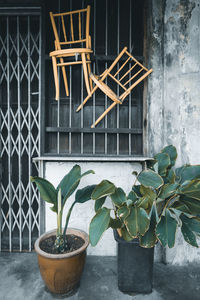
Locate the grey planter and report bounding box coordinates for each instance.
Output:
[114,230,154,293]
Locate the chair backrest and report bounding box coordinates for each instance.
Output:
[101,47,152,102]
[49,5,91,50]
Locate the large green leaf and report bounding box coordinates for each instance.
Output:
[140,203,158,248]
[161,145,177,167]
[176,165,200,184]
[31,176,57,205]
[120,226,133,241]
[137,170,164,189]
[166,169,176,184]
[154,152,170,177]
[137,185,157,210]
[109,218,122,229]
[89,207,110,246]
[156,209,177,248]
[111,187,126,207]
[127,190,138,204]
[132,185,142,197]
[94,197,106,212]
[92,180,116,200]
[179,179,200,200]
[180,215,200,247]
[57,165,94,205]
[179,196,200,215]
[159,183,179,200]
[125,206,150,238]
[63,185,96,236]
[117,205,130,221]
[75,185,96,204]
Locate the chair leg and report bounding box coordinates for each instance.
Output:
[81,53,91,96]
[76,84,99,112]
[60,57,69,97]
[91,102,117,128]
[87,53,93,90]
[52,56,59,100]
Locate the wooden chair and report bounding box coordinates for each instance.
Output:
[49,5,93,100]
[76,47,152,128]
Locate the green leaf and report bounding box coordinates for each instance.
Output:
[154,152,170,177]
[180,215,200,247]
[127,190,137,203]
[31,176,57,205]
[176,165,200,184]
[92,180,116,200]
[156,209,177,248]
[125,206,150,238]
[179,196,200,215]
[181,215,200,234]
[137,185,157,209]
[117,205,130,221]
[63,185,96,236]
[110,187,126,207]
[57,165,94,206]
[120,226,133,241]
[137,169,164,189]
[179,179,200,200]
[159,183,179,200]
[89,207,110,246]
[75,185,96,204]
[166,169,176,184]
[140,203,158,248]
[109,218,122,229]
[161,145,177,167]
[95,197,106,212]
[132,185,142,197]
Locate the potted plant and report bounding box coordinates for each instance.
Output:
[89,145,200,293]
[31,165,95,295]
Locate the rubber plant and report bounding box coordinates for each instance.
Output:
[31,165,95,253]
[89,145,200,248]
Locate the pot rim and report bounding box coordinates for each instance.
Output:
[34,227,89,259]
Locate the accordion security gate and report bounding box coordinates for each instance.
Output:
[0,8,42,251]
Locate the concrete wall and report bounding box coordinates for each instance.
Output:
[44,0,200,264]
[147,0,200,264]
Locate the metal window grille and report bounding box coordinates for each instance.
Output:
[44,0,145,156]
[0,7,42,251]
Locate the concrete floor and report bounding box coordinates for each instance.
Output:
[0,253,199,300]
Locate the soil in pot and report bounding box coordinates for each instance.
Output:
[40,234,84,254]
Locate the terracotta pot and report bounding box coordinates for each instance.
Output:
[35,228,89,294]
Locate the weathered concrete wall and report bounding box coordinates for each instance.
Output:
[147,0,200,264]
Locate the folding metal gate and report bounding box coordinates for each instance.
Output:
[0,7,42,251]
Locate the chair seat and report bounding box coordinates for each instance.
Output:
[50,48,93,57]
[90,73,122,104]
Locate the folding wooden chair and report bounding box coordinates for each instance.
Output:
[76,47,152,128]
[49,5,93,100]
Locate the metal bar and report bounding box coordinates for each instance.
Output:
[28,15,32,251]
[7,16,12,252]
[80,0,84,155]
[46,127,143,134]
[38,14,42,235]
[105,0,108,155]
[129,0,132,156]
[117,0,120,155]
[93,0,96,154]
[0,7,41,16]
[69,0,72,155]
[17,16,22,251]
